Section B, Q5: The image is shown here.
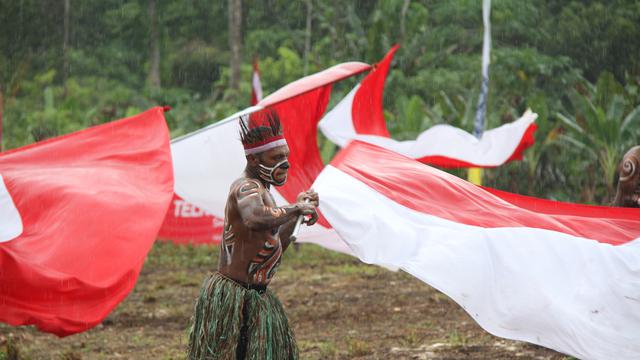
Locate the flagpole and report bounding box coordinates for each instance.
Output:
[468,0,491,185]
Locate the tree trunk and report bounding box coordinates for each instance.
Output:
[148,0,161,89]
[63,0,70,96]
[303,0,313,75]
[331,0,338,57]
[228,0,242,93]
[400,0,410,41]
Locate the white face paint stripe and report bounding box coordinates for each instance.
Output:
[0,174,23,243]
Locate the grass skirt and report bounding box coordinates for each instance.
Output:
[187,272,298,360]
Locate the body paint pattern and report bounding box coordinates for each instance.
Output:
[222,179,261,266]
[237,180,261,200]
[265,206,286,217]
[247,236,283,284]
[220,220,235,266]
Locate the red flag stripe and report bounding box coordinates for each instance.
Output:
[330,141,640,245]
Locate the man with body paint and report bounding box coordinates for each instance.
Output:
[188,108,318,359]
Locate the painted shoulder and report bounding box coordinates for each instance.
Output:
[233,177,264,201]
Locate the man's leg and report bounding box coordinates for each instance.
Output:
[235,297,250,359]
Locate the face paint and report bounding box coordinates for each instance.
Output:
[258,159,290,186]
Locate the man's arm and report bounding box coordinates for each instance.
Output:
[279,189,319,250]
[236,180,302,230]
[278,218,298,250]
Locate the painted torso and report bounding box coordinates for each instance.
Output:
[218,178,283,286]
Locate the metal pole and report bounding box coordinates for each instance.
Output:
[469,0,491,186]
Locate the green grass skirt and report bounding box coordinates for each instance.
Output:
[187,273,298,360]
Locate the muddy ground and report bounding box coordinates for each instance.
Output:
[0,242,570,359]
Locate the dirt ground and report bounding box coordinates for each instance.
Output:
[0,242,570,360]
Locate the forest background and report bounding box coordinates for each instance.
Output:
[1,0,640,204]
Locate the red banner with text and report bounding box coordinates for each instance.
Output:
[157,193,223,244]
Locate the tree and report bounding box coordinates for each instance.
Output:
[63,0,70,96]
[557,72,640,201]
[147,0,161,89]
[303,0,312,76]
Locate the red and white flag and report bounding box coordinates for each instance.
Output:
[313,141,640,359]
[319,46,538,168]
[0,107,174,336]
[170,62,370,253]
[251,58,263,106]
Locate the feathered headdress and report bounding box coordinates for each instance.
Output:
[239,108,287,155]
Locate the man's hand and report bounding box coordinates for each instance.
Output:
[295,189,319,225]
[296,189,319,207]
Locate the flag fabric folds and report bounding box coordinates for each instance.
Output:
[0,107,174,336]
[313,141,640,360]
[170,62,369,253]
[319,46,538,168]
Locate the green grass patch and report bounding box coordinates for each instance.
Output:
[145,242,217,269]
[446,330,469,348]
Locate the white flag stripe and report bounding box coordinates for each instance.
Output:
[318,84,359,147]
[313,164,640,360]
[172,116,248,218]
[319,86,537,167]
[0,174,23,243]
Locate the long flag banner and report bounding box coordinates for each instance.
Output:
[169,62,370,253]
[0,107,174,336]
[319,46,538,168]
[313,140,640,360]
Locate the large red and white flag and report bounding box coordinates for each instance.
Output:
[170,62,370,252]
[319,46,538,168]
[313,140,640,359]
[0,107,174,336]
